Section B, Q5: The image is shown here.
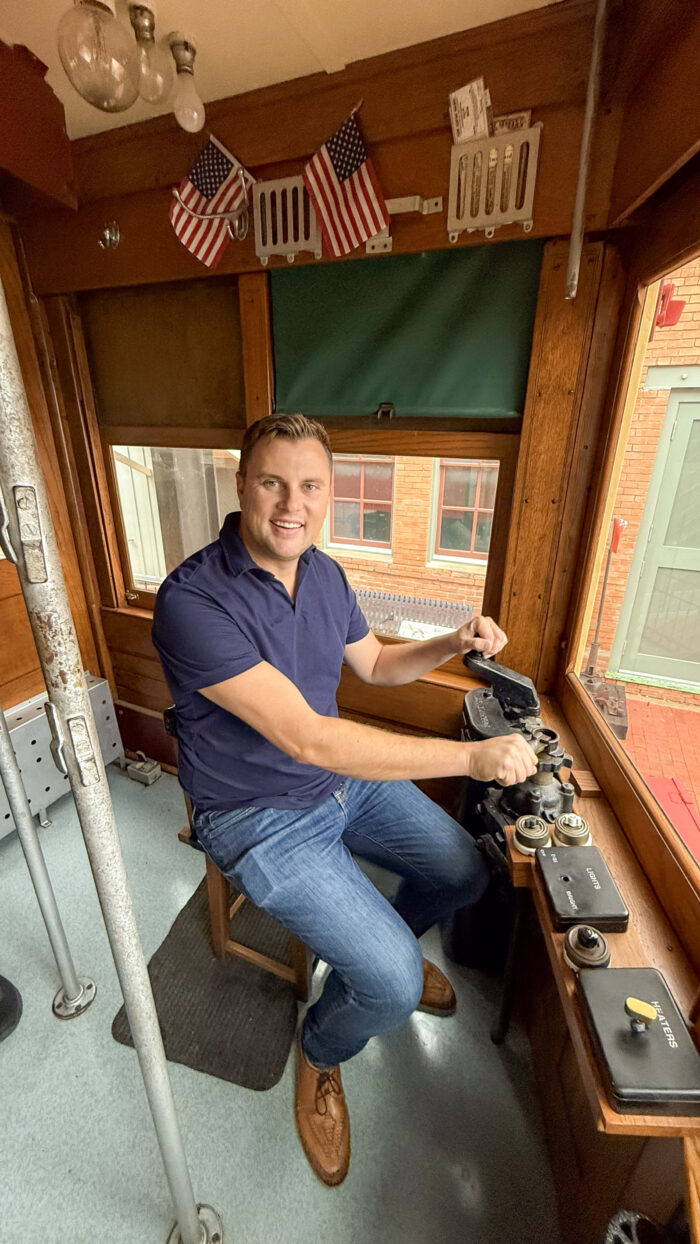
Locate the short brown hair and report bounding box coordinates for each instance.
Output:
[239,413,332,475]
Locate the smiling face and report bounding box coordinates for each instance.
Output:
[236,435,332,577]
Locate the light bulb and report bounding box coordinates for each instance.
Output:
[129,5,173,105]
[169,34,206,133]
[57,0,140,113]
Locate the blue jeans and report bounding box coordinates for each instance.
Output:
[191,779,489,1068]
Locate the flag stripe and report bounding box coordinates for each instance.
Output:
[304,158,349,257]
[319,147,361,251]
[310,151,354,255]
[303,165,342,258]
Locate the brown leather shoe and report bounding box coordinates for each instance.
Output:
[295,1036,350,1186]
[417,959,457,1016]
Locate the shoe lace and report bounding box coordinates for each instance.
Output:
[315,1069,342,1115]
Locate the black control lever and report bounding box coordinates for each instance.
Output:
[462,650,540,716]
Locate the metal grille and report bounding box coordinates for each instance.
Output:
[0,674,125,839]
[356,589,472,639]
[447,124,542,240]
[253,176,323,265]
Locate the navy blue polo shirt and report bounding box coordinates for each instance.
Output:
[152,512,369,813]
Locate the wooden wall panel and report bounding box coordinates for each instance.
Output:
[0,41,74,208]
[0,562,44,706]
[0,223,98,708]
[608,1,700,225]
[11,0,624,296]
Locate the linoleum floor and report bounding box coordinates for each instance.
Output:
[0,767,562,1244]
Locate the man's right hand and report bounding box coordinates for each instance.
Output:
[467,734,538,786]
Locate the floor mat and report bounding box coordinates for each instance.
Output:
[112,879,299,1090]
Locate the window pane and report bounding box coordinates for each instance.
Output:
[575,259,700,869]
[334,459,361,499]
[440,511,473,552]
[479,465,499,510]
[475,513,493,553]
[334,501,361,540]
[443,464,478,508]
[364,460,393,501]
[665,419,700,549]
[112,445,234,592]
[363,506,391,544]
[639,567,700,662]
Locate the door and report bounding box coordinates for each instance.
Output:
[612,391,700,687]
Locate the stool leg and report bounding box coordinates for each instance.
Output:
[290,936,312,1002]
[206,857,229,959]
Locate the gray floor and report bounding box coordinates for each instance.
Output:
[0,767,562,1244]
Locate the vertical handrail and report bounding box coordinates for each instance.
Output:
[0,700,95,1018]
[0,275,220,1244]
[566,0,608,300]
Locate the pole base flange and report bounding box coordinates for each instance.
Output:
[167,1204,224,1244]
[52,977,97,1020]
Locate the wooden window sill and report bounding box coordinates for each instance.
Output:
[510,698,700,1140]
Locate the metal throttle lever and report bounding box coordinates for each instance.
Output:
[462,650,540,717]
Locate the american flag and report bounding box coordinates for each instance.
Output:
[169,136,255,269]
[303,112,389,258]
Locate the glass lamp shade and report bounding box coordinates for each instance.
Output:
[57,0,140,113]
[173,71,205,133]
[137,40,174,104]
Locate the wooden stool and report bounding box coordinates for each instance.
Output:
[176,785,312,1002]
[165,706,312,1001]
[203,851,312,1001]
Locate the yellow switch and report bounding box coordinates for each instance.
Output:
[624,997,658,1028]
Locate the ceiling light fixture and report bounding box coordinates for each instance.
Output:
[168,34,206,133]
[128,4,174,105]
[57,0,140,113]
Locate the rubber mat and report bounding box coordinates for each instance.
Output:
[112,880,299,1090]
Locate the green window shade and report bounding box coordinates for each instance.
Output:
[271,241,543,420]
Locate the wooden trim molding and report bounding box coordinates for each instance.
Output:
[238,272,274,425]
[498,238,610,688]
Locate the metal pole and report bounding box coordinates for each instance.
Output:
[0,700,96,1018]
[565,0,608,301]
[0,276,222,1244]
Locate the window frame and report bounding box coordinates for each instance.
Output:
[328,453,395,552]
[100,425,518,644]
[432,458,499,563]
[558,276,700,975]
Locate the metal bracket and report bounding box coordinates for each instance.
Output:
[386,195,443,216]
[45,701,68,776]
[365,195,443,254]
[0,483,18,563]
[66,715,101,787]
[98,221,120,250]
[14,485,48,582]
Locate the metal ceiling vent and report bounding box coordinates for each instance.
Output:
[253,176,322,265]
[447,124,542,241]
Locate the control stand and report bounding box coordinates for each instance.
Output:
[460,651,574,850]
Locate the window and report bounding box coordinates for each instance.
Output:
[572,260,700,869]
[329,456,394,549]
[434,460,499,560]
[110,446,240,594]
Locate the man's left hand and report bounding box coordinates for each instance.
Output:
[453,615,507,660]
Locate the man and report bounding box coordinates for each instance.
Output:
[152,413,536,1187]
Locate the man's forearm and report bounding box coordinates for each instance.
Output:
[369,632,460,686]
[302,713,470,781]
